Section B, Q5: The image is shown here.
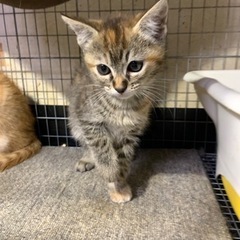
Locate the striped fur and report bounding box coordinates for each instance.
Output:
[0,73,41,172]
[62,0,168,203]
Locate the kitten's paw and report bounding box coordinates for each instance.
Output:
[108,182,132,203]
[76,161,95,172]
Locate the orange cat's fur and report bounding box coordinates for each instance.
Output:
[0,72,41,172]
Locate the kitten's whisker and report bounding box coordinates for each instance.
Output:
[141,87,164,97]
[89,91,105,105]
[82,89,105,107]
[140,84,166,90]
[140,92,157,109]
[141,85,166,91]
[141,88,166,95]
[141,89,164,105]
[141,91,157,103]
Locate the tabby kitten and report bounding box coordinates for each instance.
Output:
[0,72,41,172]
[62,0,168,203]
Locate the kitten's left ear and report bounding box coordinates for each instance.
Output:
[133,0,168,43]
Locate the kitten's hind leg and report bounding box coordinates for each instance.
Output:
[76,161,95,172]
[76,147,95,172]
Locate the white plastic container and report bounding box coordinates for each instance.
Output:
[184,70,240,219]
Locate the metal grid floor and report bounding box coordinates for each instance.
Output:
[201,154,240,240]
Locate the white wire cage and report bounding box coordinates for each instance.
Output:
[0,0,239,148]
[1,1,240,235]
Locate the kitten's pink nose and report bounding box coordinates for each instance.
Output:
[114,85,127,94]
[113,79,128,94]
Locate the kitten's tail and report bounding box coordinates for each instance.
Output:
[0,139,42,172]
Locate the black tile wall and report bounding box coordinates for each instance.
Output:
[33,105,217,153]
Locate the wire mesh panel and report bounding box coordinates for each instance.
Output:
[0,1,240,234]
[202,153,240,240]
[0,0,240,148]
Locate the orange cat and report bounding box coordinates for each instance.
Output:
[0,72,41,171]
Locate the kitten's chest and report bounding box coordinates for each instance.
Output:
[106,103,151,133]
[110,109,142,126]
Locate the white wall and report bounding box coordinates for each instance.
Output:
[0,0,239,107]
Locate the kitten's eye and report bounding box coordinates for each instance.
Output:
[97,64,111,75]
[127,61,143,72]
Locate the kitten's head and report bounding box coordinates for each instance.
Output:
[62,0,168,100]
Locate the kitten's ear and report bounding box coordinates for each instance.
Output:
[133,0,168,43]
[61,14,98,48]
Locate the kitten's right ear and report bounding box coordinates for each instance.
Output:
[61,14,98,48]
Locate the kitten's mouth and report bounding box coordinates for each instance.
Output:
[105,86,133,100]
[114,92,132,100]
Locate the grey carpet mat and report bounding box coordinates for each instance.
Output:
[0,147,231,240]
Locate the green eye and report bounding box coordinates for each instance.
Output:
[127,61,143,72]
[97,64,111,75]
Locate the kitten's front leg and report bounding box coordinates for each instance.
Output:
[94,141,133,203]
[81,123,132,203]
[108,181,132,203]
[107,137,138,203]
